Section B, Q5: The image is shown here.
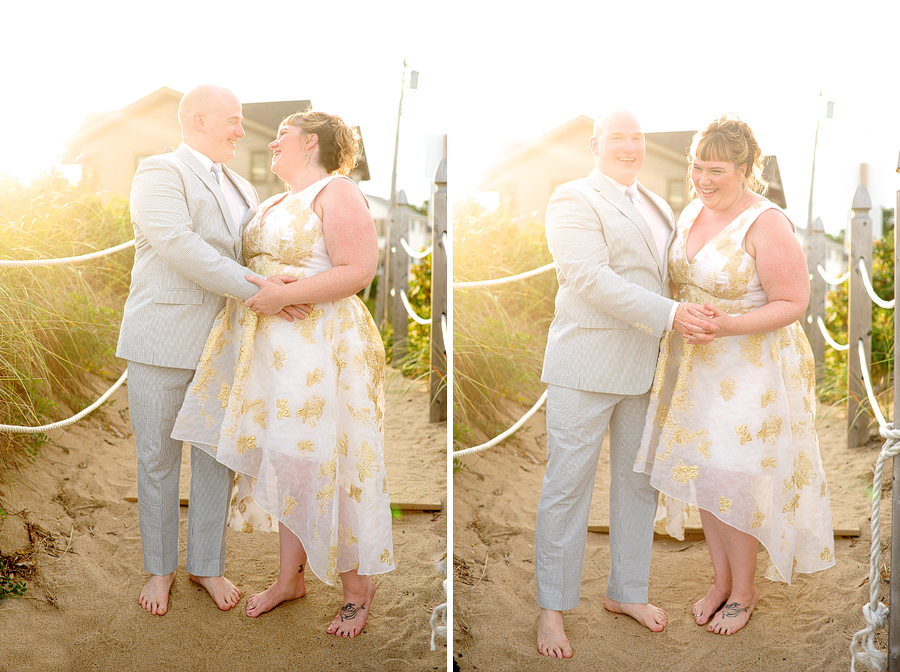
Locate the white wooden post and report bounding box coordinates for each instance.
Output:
[888,157,900,672]
[390,191,410,363]
[848,185,873,449]
[805,216,827,388]
[430,159,447,423]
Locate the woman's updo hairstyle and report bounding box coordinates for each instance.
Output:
[689,114,767,196]
[281,109,360,176]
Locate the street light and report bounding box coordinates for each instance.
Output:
[378,59,419,327]
[807,94,835,231]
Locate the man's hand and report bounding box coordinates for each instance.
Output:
[673,303,718,345]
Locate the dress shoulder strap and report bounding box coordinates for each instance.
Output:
[306,174,370,211]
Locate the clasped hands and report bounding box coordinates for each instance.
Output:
[674,302,730,344]
[245,274,311,321]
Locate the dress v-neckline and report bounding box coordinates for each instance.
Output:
[684,201,762,264]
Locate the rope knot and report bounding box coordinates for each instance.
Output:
[879,423,900,441]
[863,602,889,629]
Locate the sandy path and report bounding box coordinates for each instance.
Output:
[0,368,447,672]
[453,400,887,671]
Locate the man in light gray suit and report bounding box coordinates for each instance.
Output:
[117,85,303,616]
[536,109,716,657]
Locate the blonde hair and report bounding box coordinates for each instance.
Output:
[281,110,359,176]
[689,114,767,197]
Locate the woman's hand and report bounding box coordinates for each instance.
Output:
[245,275,311,318]
[687,303,734,340]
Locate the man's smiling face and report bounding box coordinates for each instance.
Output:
[590,110,645,186]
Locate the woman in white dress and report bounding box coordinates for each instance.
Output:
[173,110,394,637]
[635,115,834,636]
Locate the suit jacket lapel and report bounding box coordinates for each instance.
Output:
[175,145,240,240]
[222,165,257,228]
[588,168,662,271]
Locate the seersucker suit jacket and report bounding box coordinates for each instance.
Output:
[541,167,677,396]
[116,143,261,370]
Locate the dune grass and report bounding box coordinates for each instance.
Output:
[0,171,133,459]
[452,200,556,453]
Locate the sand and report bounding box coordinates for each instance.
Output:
[453,398,890,672]
[0,368,447,672]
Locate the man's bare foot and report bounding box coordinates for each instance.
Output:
[537,609,573,658]
[246,566,307,618]
[139,572,176,616]
[604,597,667,632]
[189,574,241,611]
[707,589,758,635]
[691,583,731,625]
[326,577,376,637]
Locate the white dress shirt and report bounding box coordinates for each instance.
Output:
[183,144,250,227]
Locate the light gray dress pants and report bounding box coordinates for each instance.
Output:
[127,361,232,577]
[535,384,657,611]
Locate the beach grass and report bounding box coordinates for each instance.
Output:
[452,200,556,452]
[0,171,133,459]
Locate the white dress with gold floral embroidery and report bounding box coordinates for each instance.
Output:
[172,175,394,586]
[634,198,834,583]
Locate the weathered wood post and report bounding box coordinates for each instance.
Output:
[429,159,447,423]
[889,155,900,672]
[390,191,410,363]
[848,185,874,449]
[804,216,827,388]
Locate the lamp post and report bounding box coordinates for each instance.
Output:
[806,93,834,231]
[377,59,419,328]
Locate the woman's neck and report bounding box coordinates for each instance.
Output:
[283,166,330,194]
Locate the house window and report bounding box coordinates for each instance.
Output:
[250,152,271,183]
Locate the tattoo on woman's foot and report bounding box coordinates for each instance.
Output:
[340,601,366,622]
[721,601,749,619]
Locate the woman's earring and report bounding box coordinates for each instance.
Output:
[304,152,310,160]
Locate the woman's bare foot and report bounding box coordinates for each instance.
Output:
[326,577,376,637]
[189,574,241,611]
[537,609,573,658]
[603,597,667,632]
[707,589,758,635]
[139,572,176,616]
[246,565,307,617]
[691,583,731,625]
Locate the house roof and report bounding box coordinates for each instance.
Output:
[478,115,786,208]
[62,87,369,181]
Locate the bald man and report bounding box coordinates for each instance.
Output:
[117,85,302,615]
[535,109,716,657]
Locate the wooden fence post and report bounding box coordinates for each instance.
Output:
[430,159,447,423]
[390,191,410,363]
[805,216,827,388]
[889,156,900,672]
[848,184,873,449]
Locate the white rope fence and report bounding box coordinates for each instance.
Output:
[850,419,900,671]
[859,258,896,309]
[1,240,134,434]
[818,263,851,286]
[453,389,548,458]
[817,315,849,351]
[399,237,432,260]
[453,262,555,290]
[399,288,431,325]
[429,578,447,651]
[0,369,128,434]
[0,239,135,268]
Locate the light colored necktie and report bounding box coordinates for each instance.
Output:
[211,163,223,186]
[625,184,640,205]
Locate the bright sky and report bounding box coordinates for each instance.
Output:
[448,1,900,237]
[4,2,899,237]
[1,0,448,207]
